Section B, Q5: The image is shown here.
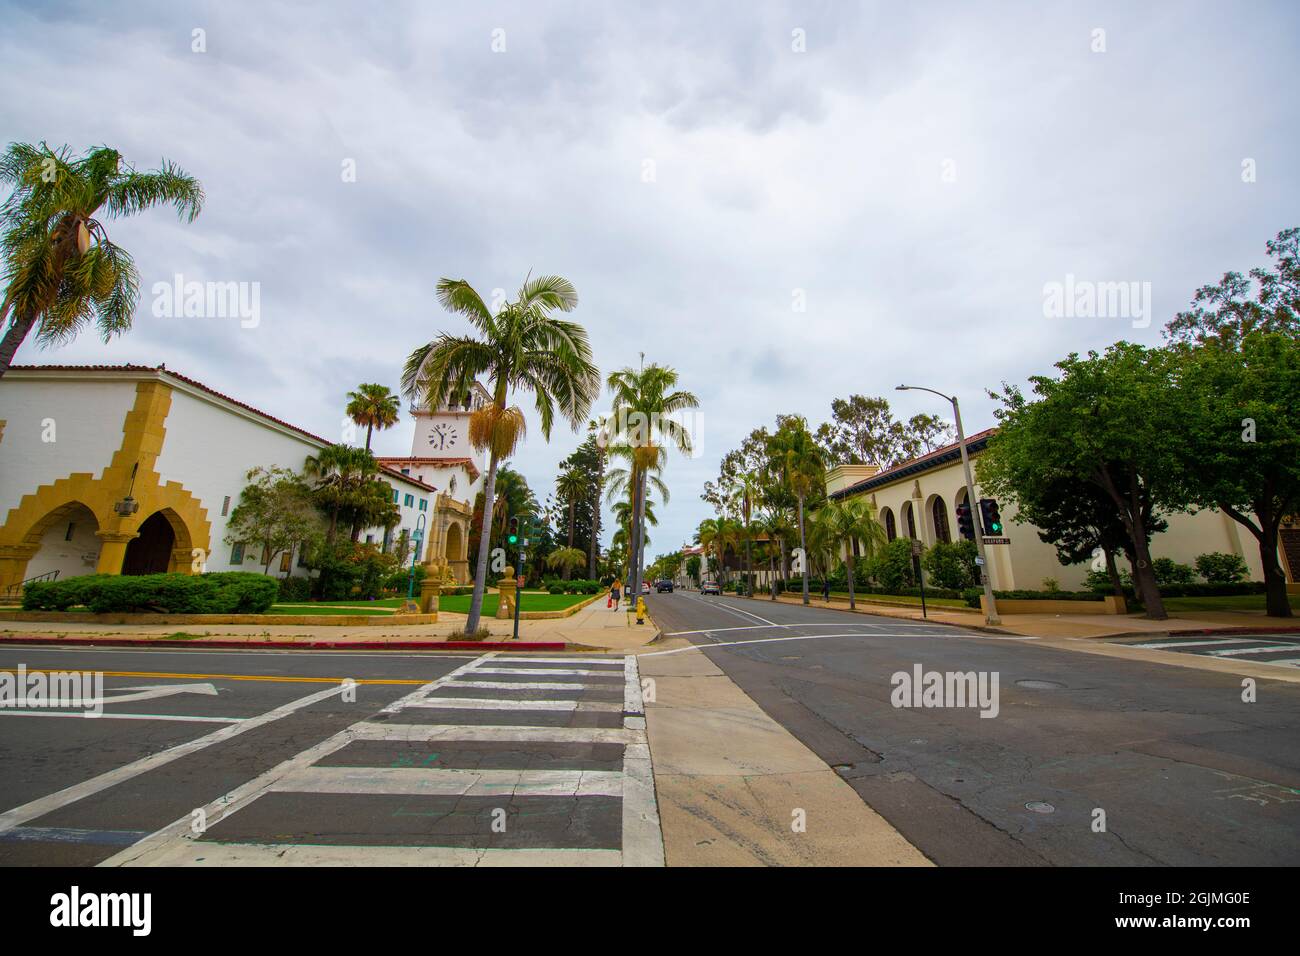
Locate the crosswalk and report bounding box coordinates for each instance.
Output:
[100,652,664,867]
[1114,634,1300,667]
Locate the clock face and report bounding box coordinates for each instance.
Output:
[429,422,457,450]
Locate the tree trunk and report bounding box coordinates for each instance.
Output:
[769,551,777,599]
[798,495,809,605]
[745,535,752,598]
[365,424,373,451]
[1094,466,1166,619]
[589,492,600,579]
[1104,549,1124,598]
[846,548,856,610]
[0,311,37,380]
[465,450,501,634]
[628,467,645,600]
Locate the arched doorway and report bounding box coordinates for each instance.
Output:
[902,501,918,540]
[24,502,102,583]
[882,507,897,542]
[444,521,464,562]
[930,495,951,543]
[122,512,175,575]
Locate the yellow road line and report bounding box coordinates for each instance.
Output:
[0,668,426,685]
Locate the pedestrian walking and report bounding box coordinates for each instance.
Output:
[821,578,830,602]
[609,580,621,610]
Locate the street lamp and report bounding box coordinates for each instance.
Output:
[406,513,426,605]
[895,385,1001,625]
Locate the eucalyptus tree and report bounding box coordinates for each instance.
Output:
[0,142,204,377]
[403,275,599,632]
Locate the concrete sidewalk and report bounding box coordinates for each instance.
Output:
[741,592,1298,640]
[0,593,661,650]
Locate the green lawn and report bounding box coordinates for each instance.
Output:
[437,592,593,616]
[1159,593,1291,613]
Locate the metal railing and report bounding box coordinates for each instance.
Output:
[2,569,59,601]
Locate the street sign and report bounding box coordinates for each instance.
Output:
[982,537,1010,545]
[516,575,525,587]
[974,556,985,566]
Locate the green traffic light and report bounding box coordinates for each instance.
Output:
[507,533,519,545]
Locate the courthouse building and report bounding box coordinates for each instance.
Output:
[0,365,486,595]
[826,429,1300,592]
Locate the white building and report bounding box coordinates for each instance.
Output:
[0,365,485,594]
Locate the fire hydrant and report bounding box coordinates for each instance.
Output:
[635,597,647,625]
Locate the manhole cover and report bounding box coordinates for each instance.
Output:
[1025,801,1056,814]
[1016,679,1066,690]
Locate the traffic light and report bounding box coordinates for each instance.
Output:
[507,515,520,546]
[955,502,975,540]
[979,498,1003,536]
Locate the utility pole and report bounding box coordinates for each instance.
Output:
[896,385,1001,626]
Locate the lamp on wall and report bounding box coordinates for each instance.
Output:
[113,463,141,517]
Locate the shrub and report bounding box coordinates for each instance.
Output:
[1151,557,1196,586]
[277,576,312,602]
[384,563,426,593]
[548,584,565,595]
[869,537,918,591]
[921,540,979,590]
[25,572,278,614]
[1194,552,1249,584]
[964,589,1107,608]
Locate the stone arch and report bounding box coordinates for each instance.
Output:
[0,472,210,591]
[444,520,465,563]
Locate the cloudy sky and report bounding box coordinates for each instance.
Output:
[3,0,1297,556]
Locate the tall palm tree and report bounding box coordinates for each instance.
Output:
[0,143,204,377]
[402,275,599,633]
[605,364,698,598]
[305,444,379,543]
[346,383,400,451]
[766,418,825,605]
[734,473,762,596]
[555,467,588,578]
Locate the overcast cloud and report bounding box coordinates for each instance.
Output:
[2,0,1297,555]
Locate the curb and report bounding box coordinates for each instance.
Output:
[1103,625,1300,642]
[0,635,571,652]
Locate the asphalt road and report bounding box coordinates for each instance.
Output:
[645,591,1300,866]
[0,645,660,866]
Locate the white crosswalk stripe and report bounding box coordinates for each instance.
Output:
[101,651,665,867]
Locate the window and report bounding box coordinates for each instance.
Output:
[65,522,75,542]
[230,543,245,564]
[401,468,410,475]
[404,493,414,507]
[418,498,427,511]
[221,495,231,517]
[932,497,951,544]
[883,509,897,542]
[393,489,399,503]
[280,551,292,573]
[297,548,308,568]
[904,503,917,540]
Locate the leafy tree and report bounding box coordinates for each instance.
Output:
[812,395,954,468]
[224,467,323,575]
[921,540,979,590]
[1165,227,1299,346]
[346,383,400,451]
[984,344,1185,619]
[0,143,204,378]
[1195,552,1249,584]
[403,274,599,633]
[304,445,398,543]
[545,546,586,577]
[869,537,918,592]
[1172,332,1299,616]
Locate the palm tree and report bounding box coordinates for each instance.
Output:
[305,444,379,543]
[766,418,825,605]
[812,497,887,610]
[605,364,698,599]
[346,383,400,451]
[402,275,599,633]
[555,467,589,578]
[734,473,762,596]
[545,546,586,577]
[0,143,204,377]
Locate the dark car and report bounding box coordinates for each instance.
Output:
[656,580,674,592]
[700,580,721,595]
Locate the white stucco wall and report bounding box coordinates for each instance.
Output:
[0,380,137,517]
[23,504,103,581]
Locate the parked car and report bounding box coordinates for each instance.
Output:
[641,581,650,594]
[656,580,674,592]
[700,580,721,595]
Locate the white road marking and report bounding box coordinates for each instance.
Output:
[403,697,624,712]
[474,667,622,677]
[642,631,911,656]
[0,681,355,836]
[270,766,624,797]
[682,592,778,626]
[445,679,599,691]
[0,710,242,723]
[1207,646,1300,658]
[1130,638,1289,650]
[115,841,621,867]
[349,723,641,744]
[486,656,624,666]
[99,653,496,867]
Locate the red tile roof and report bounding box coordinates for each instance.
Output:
[378,456,481,482]
[6,363,437,492]
[833,427,999,498]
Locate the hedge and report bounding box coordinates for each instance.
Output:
[23,572,279,614]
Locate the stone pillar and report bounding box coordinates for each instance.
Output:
[496,566,516,619]
[95,530,138,575]
[0,544,39,595]
[419,573,441,614]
